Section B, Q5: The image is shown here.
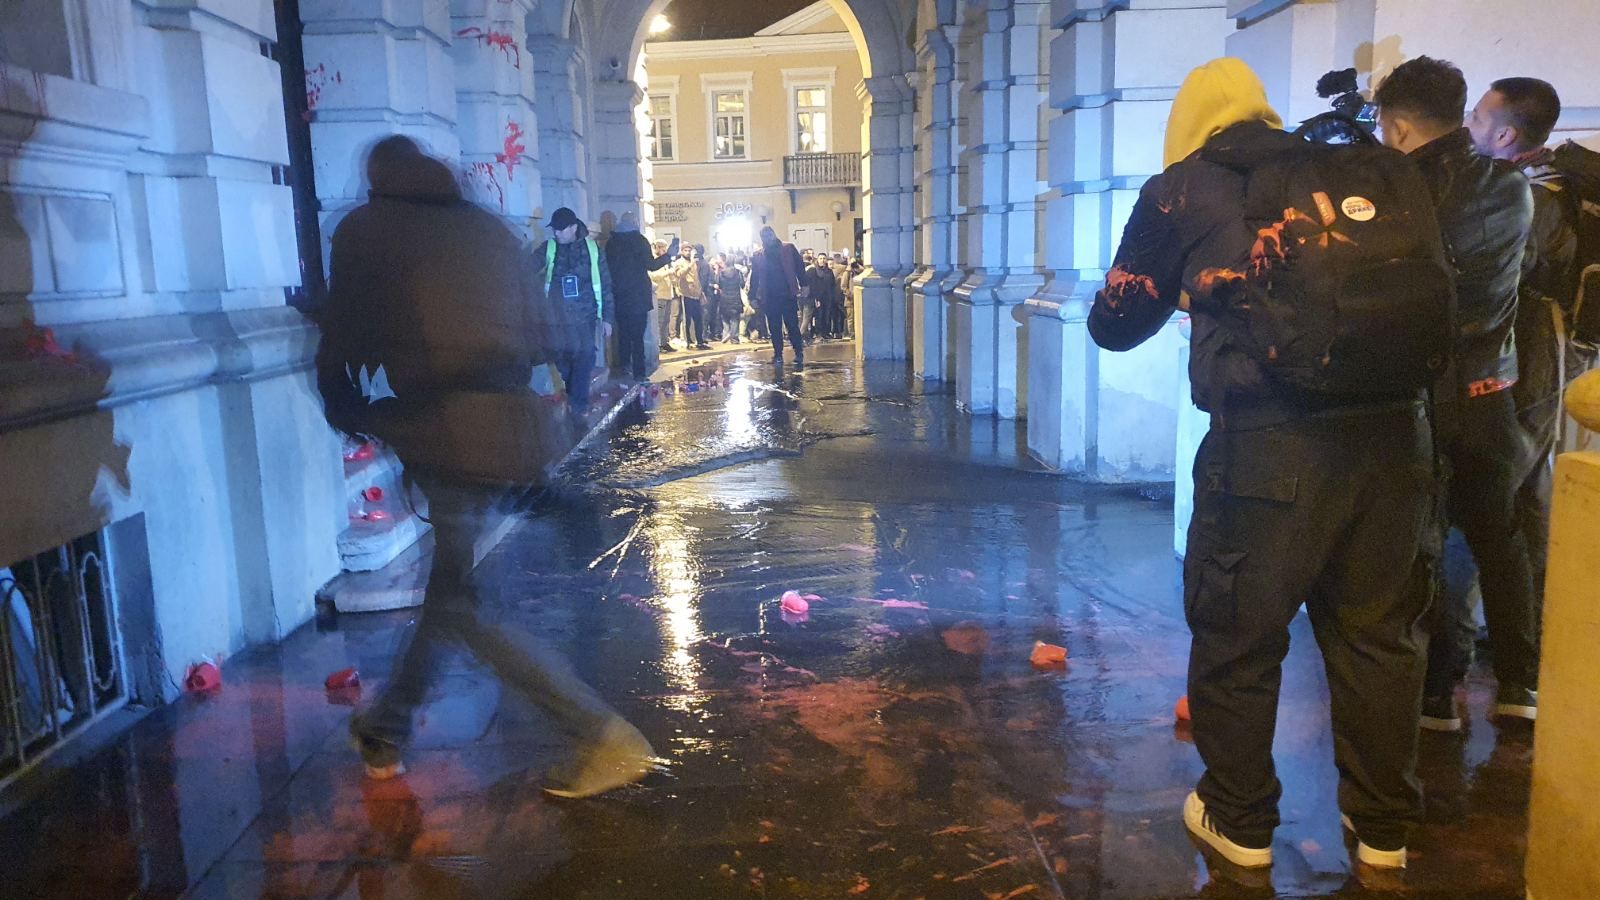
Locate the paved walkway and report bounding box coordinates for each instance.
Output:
[1,344,1530,898]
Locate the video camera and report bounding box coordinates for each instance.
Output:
[1295,68,1379,145]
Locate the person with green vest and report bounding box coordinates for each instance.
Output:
[532,207,614,416]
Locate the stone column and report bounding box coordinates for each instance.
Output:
[854,74,917,362]
[591,79,649,224]
[450,0,540,229]
[1023,1,1228,481]
[908,24,958,381]
[949,0,1049,418]
[300,0,460,217]
[528,33,589,221]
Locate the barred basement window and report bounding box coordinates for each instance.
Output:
[1,531,127,785]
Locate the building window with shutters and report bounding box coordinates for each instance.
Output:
[794,86,829,154]
[711,90,748,160]
[647,93,676,162]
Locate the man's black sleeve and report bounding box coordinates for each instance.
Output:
[1088,176,1184,352]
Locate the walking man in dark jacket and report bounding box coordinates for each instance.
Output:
[532,207,614,415]
[1091,59,1440,873]
[604,211,678,381]
[1374,58,1541,730]
[751,225,806,369]
[1465,76,1579,660]
[319,137,654,797]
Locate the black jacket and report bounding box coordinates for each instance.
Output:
[714,267,746,312]
[1089,122,1291,413]
[605,230,674,318]
[805,264,840,307]
[532,228,615,326]
[1511,148,1580,412]
[751,241,804,310]
[1409,128,1532,398]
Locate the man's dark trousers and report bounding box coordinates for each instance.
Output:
[1186,405,1434,851]
[616,309,650,379]
[356,471,619,758]
[558,340,596,414]
[682,297,705,345]
[1423,388,1541,697]
[764,299,803,359]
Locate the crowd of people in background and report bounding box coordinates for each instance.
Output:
[647,239,860,356]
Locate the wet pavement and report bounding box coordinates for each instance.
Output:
[0,343,1531,898]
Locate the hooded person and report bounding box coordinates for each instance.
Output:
[318,136,655,798]
[750,225,806,368]
[532,207,615,415]
[1089,58,1442,872]
[603,210,678,380]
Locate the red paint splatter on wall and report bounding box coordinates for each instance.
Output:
[304,63,343,121]
[464,161,506,211]
[495,120,526,181]
[455,26,522,70]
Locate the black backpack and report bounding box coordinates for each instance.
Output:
[1199,137,1455,397]
[1553,141,1600,345]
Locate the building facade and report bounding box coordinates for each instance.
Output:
[643,3,866,258]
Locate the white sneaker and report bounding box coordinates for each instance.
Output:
[1341,814,1407,868]
[1184,791,1272,868]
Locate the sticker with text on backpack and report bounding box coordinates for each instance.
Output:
[1341,196,1376,222]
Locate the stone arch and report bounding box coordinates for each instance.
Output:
[567,0,918,359]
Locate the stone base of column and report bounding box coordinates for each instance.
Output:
[951,271,1041,418]
[856,271,909,361]
[909,267,951,380]
[1023,282,1187,481]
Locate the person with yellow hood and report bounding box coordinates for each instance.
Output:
[1090,58,1443,874]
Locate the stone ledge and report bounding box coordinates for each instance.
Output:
[0,306,318,432]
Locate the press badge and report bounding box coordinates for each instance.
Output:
[561,274,581,299]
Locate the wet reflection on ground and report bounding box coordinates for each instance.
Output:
[0,344,1530,898]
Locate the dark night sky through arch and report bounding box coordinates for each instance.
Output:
[658,0,817,40]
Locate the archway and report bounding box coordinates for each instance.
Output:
[570,0,918,361]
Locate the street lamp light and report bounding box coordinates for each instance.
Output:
[649,14,672,35]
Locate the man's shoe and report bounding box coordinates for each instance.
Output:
[1340,814,1407,868]
[349,718,406,780]
[1492,685,1537,721]
[543,717,657,799]
[794,355,805,372]
[1419,694,1462,732]
[1183,792,1271,868]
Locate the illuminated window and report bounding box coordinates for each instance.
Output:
[712,90,748,160]
[647,93,676,162]
[795,87,829,154]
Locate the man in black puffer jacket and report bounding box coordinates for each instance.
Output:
[1374,57,1539,729]
[532,207,615,415]
[604,212,678,381]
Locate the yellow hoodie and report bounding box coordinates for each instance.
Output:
[1162,58,1284,168]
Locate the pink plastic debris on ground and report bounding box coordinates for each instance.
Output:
[947,568,977,583]
[780,591,810,615]
[780,610,810,626]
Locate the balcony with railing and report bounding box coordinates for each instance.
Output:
[783,152,861,187]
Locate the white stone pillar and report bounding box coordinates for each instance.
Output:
[589,80,648,224]
[300,0,460,217]
[908,24,958,381]
[949,0,1049,418]
[1024,0,1228,480]
[528,34,589,221]
[450,0,540,228]
[855,74,917,362]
